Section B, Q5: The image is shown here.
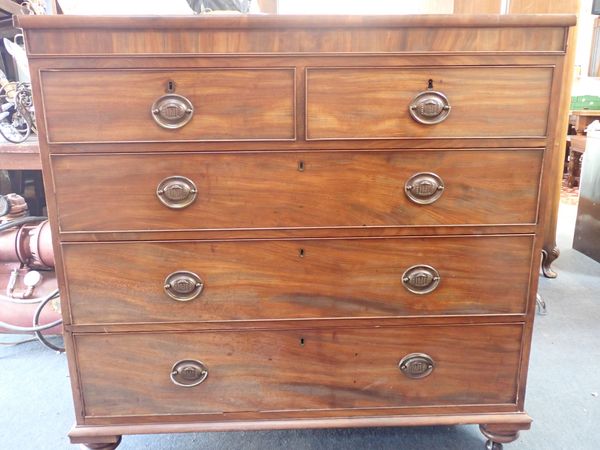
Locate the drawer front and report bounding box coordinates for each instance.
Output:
[52,150,542,232]
[306,67,553,139]
[40,69,296,143]
[77,324,522,417]
[64,236,533,324]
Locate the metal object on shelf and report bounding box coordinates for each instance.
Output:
[0,81,37,144]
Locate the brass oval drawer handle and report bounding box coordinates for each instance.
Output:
[402,265,440,295]
[151,93,194,129]
[404,172,444,205]
[156,176,197,209]
[170,360,208,387]
[164,271,204,302]
[399,353,435,379]
[409,89,451,125]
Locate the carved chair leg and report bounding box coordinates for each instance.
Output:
[541,246,560,278]
[79,436,122,450]
[480,424,522,450]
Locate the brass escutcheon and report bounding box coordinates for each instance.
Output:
[399,353,435,379]
[151,93,194,129]
[404,172,444,205]
[402,265,441,294]
[409,90,451,125]
[170,360,208,387]
[164,271,204,302]
[156,176,198,209]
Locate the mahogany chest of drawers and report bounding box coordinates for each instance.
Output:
[17,14,575,449]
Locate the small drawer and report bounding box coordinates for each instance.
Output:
[64,236,534,324]
[52,149,543,232]
[40,68,296,143]
[306,66,553,140]
[76,324,522,418]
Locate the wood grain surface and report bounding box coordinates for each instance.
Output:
[51,149,543,232]
[63,235,534,324]
[40,69,296,143]
[306,66,553,139]
[16,13,574,445]
[25,27,567,56]
[17,14,574,56]
[76,324,523,418]
[16,14,576,29]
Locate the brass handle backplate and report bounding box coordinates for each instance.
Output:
[405,172,444,205]
[170,360,208,387]
[402,265,440,295]
[399,353,435,379]
[164,271,204,302]
[151,93,194,129]
[156,176,197,209]
[409,90,451,125]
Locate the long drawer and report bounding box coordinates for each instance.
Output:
[52,149,543,232]
[40,68,296,143]
[76,324,523,418]
[63,236,533,324]
[306,66,553,140]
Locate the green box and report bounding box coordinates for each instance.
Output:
[570,95,600,111]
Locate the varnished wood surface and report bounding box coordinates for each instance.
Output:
[81,400,520,426]
[23,27,568,56]
[306,66,553,140]
[75,324,522,418]
[63,235,534,324]
[41,69,296,143]
[17,13,574,446]
[15,14,576,30]
[70,412,532,438]
[51,150,543,232]
[66,315,526,334]
[31,53,561,152]
[47,139,550,153]
[57,225,538,243]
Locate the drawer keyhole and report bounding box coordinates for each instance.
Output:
[300,337,305,346]
[298,161,305,172]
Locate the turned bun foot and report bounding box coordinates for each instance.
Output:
[480,423,526,449]
[79,436,122,450]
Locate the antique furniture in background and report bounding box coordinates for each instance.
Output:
[570,109,600,135]
[566,110,600,187]
[574,132,600,262]
[566,134,586,187]
[17,14,575,450]
[510,0,581,279]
